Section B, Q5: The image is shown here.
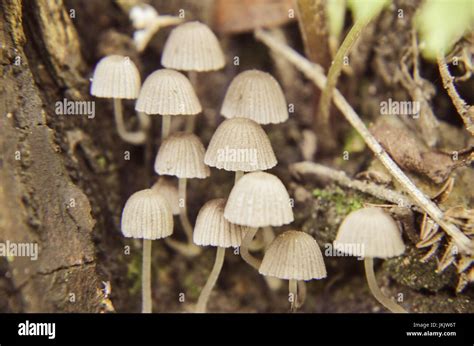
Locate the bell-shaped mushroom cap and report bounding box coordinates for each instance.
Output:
[194,198,247,248]
[334,207,405,259]
[224,171,293,227]
[121,189,174,240]
[259,230,327,280]
[135,69,202,115]
[91,55,141,99]
[204,118,277,172]
[161,21,225,72]
[151,177,180,215]
[154,132,210,179]
[221,70,288,124]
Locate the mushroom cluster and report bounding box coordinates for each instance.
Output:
[90,14,408,314]
[89,18,327,313]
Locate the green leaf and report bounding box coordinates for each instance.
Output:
[415,0,474,60]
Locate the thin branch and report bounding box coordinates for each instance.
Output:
[290,161,420,212]
[254,28,473,254]
[437,55,474,136]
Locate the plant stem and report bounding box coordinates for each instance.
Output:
[234,170,244,184]
[317,14,372,125]
[364,257,407,313]
[113,98,146,145]
[289,279,298,312]
[161,114,171,139]
[240,227,262,270]
[254,28,473,255]
[195,247,226,313]
[142,239,152,313]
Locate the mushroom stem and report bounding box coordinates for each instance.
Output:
[137,111,151,131]
[262,226,282,291]
[262,226,275,246]
[196,246,226,313]
[164,237,201,257]
[185,71,198,133]
[364,257,407,313]
[142,239,152,313]
[289,279,298,312]
[185,115,196,133]
[234,170,244,184]
[240,227,262,270]
[166,178,201,257]
[296,281,306,308]
[248,230,265,251]
[178,178,194,242]
[113,98,146,145]
[161,114,171,139]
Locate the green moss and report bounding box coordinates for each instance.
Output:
[126,252,142,296]
[343,128,366,153]
[313,186,363,215]
[183,271,202,300]
[96,155,107,170]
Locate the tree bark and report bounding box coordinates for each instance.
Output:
[0,0,129,312]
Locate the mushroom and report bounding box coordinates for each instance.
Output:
[155,133,210,256]
[224,171,294,269]
[135,69,202,139]
[91,55,147,145]
[334,207,408,313]
[259,230,327,311]
[204,117,277,183]
[152,176,180,215]
[161,21,225,132]
[221,70,288,125]
[121,189,173,313]
[193,199,247,312]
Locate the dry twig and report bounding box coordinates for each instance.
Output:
[437,55,474,136]
[254,28,473,254]
[290,161,419,212]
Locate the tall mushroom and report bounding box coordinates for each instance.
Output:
[259,230,327,311]
[224,171,294,269]
[121,189,173,313]
[135,69,201,140]
[193,199,247,312]
[91,55,147,145]
[221,69,288,125]
[204,117,277,183]
[220,70,289,258]
[161,21,225,132]
[334,207,408,313]
[155,133,210,256]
